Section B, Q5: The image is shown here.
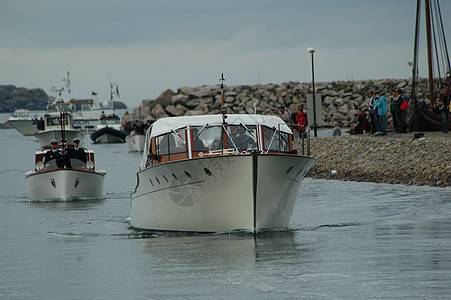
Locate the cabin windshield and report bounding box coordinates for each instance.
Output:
[227,125,257,150]
[193,126,218,151]
[46,116,69,126]
[192,124,257,151]
[43,160,59,169]
[74,104,92,111]
[156,128,187,155]
[68,158,87,168]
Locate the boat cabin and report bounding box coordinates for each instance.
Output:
[140,114,299,170]
[41,112,74,131]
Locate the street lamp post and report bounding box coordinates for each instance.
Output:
[307,47,317,137]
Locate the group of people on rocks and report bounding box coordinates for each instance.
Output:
[277,86,449,137]
[352,88,411,136]
[43,138,87,168]
[278,105,308,139]
[355,87,450,135]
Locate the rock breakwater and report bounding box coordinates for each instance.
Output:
[300,133,450,187]
[127,78,434,128]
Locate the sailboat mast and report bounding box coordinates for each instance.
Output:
[410,0,422,131]
[425,0,436,104]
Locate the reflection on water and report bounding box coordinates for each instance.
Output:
[135,231,313,266]
[28,198,105,211]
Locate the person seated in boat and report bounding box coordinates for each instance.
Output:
[212,125,241,150]
[192,128,206,151]
[43,139,64,168]
[135,120,145,135]
[144,120,154,132]
[100,111,106,120]
[64,138,87,168]
[235,126,255,150]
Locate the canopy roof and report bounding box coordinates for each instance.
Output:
[150,114,292,137]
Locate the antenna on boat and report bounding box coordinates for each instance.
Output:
[219,73,227,124]
[62,71,71,94]
[60,111,66,145]
[110,82,120,110]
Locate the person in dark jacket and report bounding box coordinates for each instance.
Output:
[353,109,365,134]
[65,138,87,168]
[43,139,64,168]
[436,88,449,133]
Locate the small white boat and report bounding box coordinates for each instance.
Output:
[8,109,47,136]
[130,114,315,233]
[90,114,126,143]
[48,98,114,132]
[35,112,84,148]
[25,148,106,201]
[126,132,146,152]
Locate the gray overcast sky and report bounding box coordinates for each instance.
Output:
[1,0,450,107]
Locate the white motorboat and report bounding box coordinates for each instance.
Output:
[25,148,106,201]
[126,132,146,152]
[130,114,315,233]
[48,98,114,132]
[8,109,47,136]
[90,114,127,143]
[35,112,84,148]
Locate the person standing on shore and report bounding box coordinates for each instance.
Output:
[352,109,365,134]
[278,106,291,124]
[393,89,406,133]
[368,90,377,133]
[332,121,342,136]
[389,89,398,132]
[295,106,308,139]
[436,88,449,133]
[375,91,388,136]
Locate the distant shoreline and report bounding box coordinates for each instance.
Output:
[297,132,450,187]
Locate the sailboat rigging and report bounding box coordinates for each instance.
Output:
[410,0,451,132]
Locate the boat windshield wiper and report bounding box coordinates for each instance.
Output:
[239,123,255,139]
[192,124,208,142]
[171,129,185,142]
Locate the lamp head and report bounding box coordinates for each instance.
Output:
[307,47,315,54]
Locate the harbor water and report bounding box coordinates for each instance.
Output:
[0,122,450,299]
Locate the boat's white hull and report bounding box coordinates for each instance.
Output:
[36,130,84,148]
[26,168,105,201]
[130,153,315,232]
[0,120,12,129]
[9,119,36,136]
[91,127,127,144]
[126,134,145,152]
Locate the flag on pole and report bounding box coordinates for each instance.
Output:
[116,84,120,98]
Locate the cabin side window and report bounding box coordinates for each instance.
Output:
[262,126,289,152]
[156,128,187,155]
